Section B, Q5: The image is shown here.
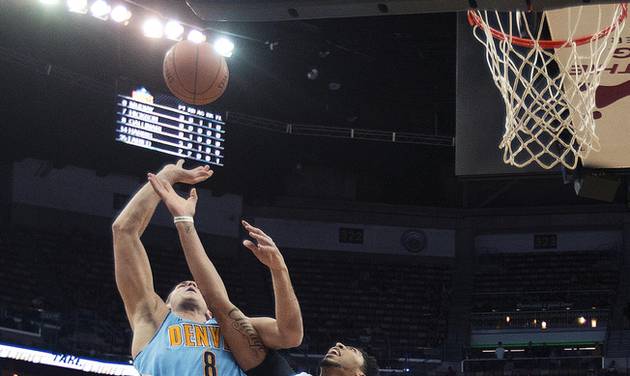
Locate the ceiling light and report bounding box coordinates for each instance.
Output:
[90,0,111,20]
[143,18,163,39]
[213,37,234,57]
[110,5,132,23]
[187,30,206,44]
[67,0,87,13]
[165,20,184,41]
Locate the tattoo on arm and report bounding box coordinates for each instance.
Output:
[184,225,192,234]
[228,307,265,350]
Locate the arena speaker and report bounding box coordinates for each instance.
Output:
[573,174,621,202]
[185,0,622,22]
[401,230,427,254]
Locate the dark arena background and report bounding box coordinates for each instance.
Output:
[1,1,630,375]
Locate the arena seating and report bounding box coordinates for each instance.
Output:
[0,225,452,367]
[282,249,452,364]
[472,250,619,325]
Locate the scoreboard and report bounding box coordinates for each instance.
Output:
[115,88,225,166]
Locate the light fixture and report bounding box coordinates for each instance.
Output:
[165,20,184,41]
[143,18,163,39]
[591,318,597,328]
[578,316,586,325]
[90,0,111,20]
[213,37,234,57]
[541,321,547,330]
[110,5,132,24]
[67,0,87,13]
[505,316,511,323]
[187,30,206,44]
[306,68,319,80]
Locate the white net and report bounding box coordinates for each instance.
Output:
[469,4,627,169]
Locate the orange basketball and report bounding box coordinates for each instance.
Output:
[163,40,229,105]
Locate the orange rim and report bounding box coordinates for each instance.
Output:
[467,3,627,49]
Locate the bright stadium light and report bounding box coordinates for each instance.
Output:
[187,29,206,44]
[164,20,184,41]
[40,0,60,5]
[110,5,132,24]
[67,0,87,13]
[578,316,586,325]
[541,321,547,330]
[143,18,163,39]
[90,0,111,20]
[213,37,234,57]
[591,318,597,328]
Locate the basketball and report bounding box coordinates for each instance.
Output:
[163,40,229,105]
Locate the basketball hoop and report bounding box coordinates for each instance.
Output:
[468,4,627,169]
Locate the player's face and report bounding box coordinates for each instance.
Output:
[167,281,207,311]
[320,342,365,376]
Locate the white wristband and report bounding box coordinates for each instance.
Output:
[174,216,194,224]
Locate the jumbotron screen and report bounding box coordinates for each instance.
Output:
[115,88,225,166]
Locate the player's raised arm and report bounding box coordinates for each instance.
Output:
[147,173,268,371]
[112,160,212,358]
[241,221,303,349]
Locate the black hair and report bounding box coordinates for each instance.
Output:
[358,348,379,376]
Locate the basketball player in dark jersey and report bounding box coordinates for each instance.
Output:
[113,160,301,376]
[318,342,379,376]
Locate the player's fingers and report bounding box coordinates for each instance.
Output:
[189,188,198,201]
[251,228,273,243]
[176,159,185,168]
[243,222,266,237]
[258,245,277,254]
[242,221,272,240]
[194,165,212,173]
[248,231,274,246]
[192,170,214,183]
[255,227,271,239]
[242,239,259,253]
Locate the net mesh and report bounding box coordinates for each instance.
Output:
[468,4,627,169]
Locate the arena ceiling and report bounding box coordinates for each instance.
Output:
[0,1,622,208]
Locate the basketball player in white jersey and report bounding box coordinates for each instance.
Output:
[113,160,301,376]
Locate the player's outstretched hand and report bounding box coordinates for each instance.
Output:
[241,221,287,271]
[148,173,198,218]
[159,159,213,185]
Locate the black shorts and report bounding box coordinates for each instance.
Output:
[246,350,295,376]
